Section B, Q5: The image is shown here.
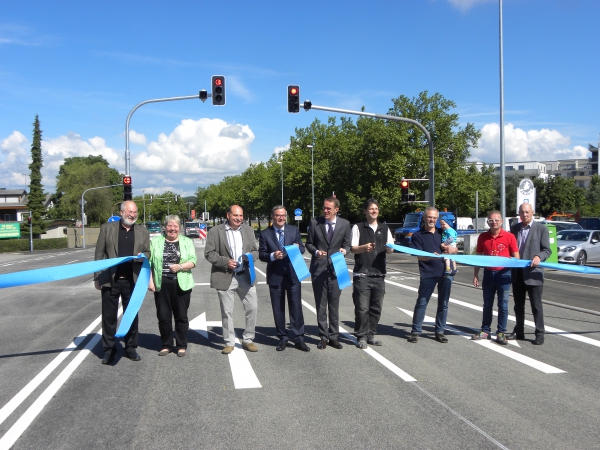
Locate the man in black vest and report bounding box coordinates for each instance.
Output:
[350,198,394,349]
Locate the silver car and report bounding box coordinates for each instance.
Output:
[556,230,600,265]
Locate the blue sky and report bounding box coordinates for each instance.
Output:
[1,0,599,197]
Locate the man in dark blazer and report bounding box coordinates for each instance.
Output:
[94,200,150,365]
[510,202,552,345]
[306,196,352,349]
[205,204,259,354]
[259,205,310,352]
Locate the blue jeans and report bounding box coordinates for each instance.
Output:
[411,276,453,335]
[481,269,511,334]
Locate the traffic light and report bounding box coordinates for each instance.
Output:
[174,195,178,202]
[287,85,300,113]
[211,75,225,106]
[27,216,32,225]
[199,90,208,101]
[123,176,132,201]
[400,179,409,203]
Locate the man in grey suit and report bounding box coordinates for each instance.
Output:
[94,200,150,364]
[205,204,259,354]
[306,197,352,350]
[510,203,552,345]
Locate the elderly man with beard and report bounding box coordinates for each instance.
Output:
[95,200,150,365]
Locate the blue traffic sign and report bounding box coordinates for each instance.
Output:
[199,223,206,230]
[107,215,121,222]
[294,208,302,216]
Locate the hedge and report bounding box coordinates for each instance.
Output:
[0,238,68,252]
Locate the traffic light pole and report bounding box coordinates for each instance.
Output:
[303,102,436,206]
[81,184,122,249]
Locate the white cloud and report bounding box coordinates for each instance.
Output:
[0,130,29,188]
[470,123,590,163]
[226,75,254,102]
[273,143,289,156]
[132,118,254,177]
[129,130,147,145]
[447,0,495,12]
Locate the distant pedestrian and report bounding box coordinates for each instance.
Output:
[472,211,519,345]
[510,203,551,345]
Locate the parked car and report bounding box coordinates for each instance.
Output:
[556,229,600,265]
[541,220,583,233]
[146,221,162,239]
[185,222,199,238]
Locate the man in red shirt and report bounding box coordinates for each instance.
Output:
[472,211,519,345]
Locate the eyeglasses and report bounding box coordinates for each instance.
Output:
[323,207,333,211]
[274,214,286,218]
[487,219,502,222]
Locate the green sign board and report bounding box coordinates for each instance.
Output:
[0,222,21,239]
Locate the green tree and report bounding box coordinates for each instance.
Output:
[534,176,586,218]
[491,174,522,217]
[579,174,600,216]
[27,115,47,236]
[145,191,186,223]
[52,156,122,224]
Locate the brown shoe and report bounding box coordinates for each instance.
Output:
[242,341,258,352]
[222,346,235,354]
[328,339,343,349]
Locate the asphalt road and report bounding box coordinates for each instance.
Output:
[1,245,599,449]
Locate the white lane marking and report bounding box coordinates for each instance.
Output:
[0,331,103,449]
[189,313,261,389]
[301,300,416,382]
[397,308,565,374]
[386,279,600,349]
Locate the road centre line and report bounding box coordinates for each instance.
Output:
[189,313,262,389]
[397,308,565,374]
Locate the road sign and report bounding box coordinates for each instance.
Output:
[107,216,121,222]
[294,208,302,216]
[0,222,21,239]
[199,223,207,239]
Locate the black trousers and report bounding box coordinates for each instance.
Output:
[101,279,138,353]
[268,275,305,342]
[352,276,385,339]
[312,271,341,341]
[154,279,192,350]
[512,269,545,336]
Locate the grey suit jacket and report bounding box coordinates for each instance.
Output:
[94,220,150,287]
[204,222,259,290]
[305,216,352,277]
[511,220,551,285]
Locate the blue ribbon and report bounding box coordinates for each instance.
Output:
[284,244,310,281]
[245,253,256,286]
[0,255,151,338]
[330,252,352,290]
[387,244,600,274]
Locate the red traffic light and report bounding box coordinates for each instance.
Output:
[400,180,409,189]
[290,87,298,95]
[123,176,132,185]
[214,78,223,87]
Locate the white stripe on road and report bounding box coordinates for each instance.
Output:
[386,279,600,349]
[301,300,417,382]
[397,307,565,374]
[189,313,262,389]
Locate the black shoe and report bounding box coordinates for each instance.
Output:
[125,350,141,361]
[507,332,525,341]
[276,340,287,351]
[101,350,116,365]
[295,342,310,352]
[533,335,545,345]
[435,333,448,343]
[407,333,419,343]
[328,339,343,349]
[317,339,327,349]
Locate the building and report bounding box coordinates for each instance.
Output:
[0,189,29,222]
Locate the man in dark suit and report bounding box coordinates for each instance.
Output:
[510,203,552,345]
[94,200,150,365]
[259,205,309,352]
[205,204,259,354]
[306,197,352,349]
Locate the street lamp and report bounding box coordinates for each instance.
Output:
[164,201,172,216]
[307,144,314,218]
[21,174,28,193]
[277,161,283,205]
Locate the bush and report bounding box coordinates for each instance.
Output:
[0,238,68,252]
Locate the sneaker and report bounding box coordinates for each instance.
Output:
[407,333,419,343]
[472,331,490,341]
[242,341,259,352]
[357,339,367,349]
[496,332,508,345]
[367,338,383,346]
[222,346,234,354]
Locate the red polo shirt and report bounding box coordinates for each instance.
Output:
[476,229,518,271]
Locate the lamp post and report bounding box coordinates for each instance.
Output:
[277,161,283,205]
[21,174,28,193]
[164,201,171,217]
[307,144,314,218]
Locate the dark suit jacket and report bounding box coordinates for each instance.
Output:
[258,224,305,285]
[94,220,150,287]
[306,216,352,277]
[204,222,259,290]
[511,220,551,286]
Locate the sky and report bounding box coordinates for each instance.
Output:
[1,0,599,197]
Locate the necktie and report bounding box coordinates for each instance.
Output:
[278,229,284,250]
[327,223,334,242]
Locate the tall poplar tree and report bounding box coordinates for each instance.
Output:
[27,115,47,236]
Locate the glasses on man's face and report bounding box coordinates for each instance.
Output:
[323,207,333,211]
[488,219,502,223]
[274,214,286,218]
